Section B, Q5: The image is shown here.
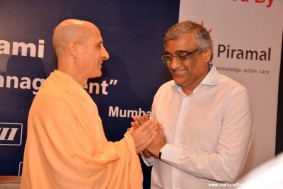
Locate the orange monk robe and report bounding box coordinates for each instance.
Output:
[20,70,143,189]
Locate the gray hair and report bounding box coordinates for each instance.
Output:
[164,20,213,60]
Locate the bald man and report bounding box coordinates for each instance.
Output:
[20,19,158,189]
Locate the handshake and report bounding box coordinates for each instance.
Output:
[128,114,166,158]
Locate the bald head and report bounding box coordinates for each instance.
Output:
[51,19,109,86]
[52,19,100,57]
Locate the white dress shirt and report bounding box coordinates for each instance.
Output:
[144,65,253,189]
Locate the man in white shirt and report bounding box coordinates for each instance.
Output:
[134,20,253,189]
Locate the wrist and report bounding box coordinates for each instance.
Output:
[142,149,153,158]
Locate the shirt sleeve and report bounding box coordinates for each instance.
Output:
[141,154,156,166]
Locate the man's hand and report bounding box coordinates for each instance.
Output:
[131,114,150,129]
[131,115,166,158]
[146,125,166,158]
[129,119,158,154]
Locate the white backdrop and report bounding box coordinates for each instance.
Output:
[179,0,283,177]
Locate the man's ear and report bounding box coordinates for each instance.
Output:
[203,49,212,62]
[68,41,78,57]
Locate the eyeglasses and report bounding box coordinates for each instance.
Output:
[160,49,199,64]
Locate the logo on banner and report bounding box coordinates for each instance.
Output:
[217,44,271,61]
[232,0,273,8]
[201,21,212,33]
[0,122,23,146]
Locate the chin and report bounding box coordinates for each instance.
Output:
[95,72,102,78]
[90,71,102,78]
[173,78,182,85]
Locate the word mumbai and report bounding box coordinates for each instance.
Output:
[0,39,45,58]
[0,122,23,146]
[217,44,271,61]
[109,106,151,118]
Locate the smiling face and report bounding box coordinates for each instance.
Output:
[164,32,211,95]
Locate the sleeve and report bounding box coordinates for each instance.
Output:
[156,87,254,182]
[141,154,156,166]
[28,95,142,189]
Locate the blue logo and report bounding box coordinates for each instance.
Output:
[0,122,23,146]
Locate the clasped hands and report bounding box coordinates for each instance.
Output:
[128,114,166,158]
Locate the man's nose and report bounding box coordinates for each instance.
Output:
[169,56,181,68]
[102,46,110,60]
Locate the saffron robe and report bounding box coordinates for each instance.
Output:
[20,70,143,189]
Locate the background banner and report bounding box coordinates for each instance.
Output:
[179,0,283,177]
[1,1,283,188]
[0,1,179,187]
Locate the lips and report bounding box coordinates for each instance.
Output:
[98,61,103,68]
[172,67,187,76]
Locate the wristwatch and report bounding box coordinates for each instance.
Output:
[159,151,162,159]
[159,146,165,159]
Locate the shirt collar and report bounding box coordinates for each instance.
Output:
[200,64,219,86]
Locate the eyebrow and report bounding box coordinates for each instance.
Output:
[163,50,188,55]
[163,51,171,55]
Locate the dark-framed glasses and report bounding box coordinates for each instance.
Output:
[161,49,199,64]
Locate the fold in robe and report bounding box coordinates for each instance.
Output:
[20,70,143,189]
